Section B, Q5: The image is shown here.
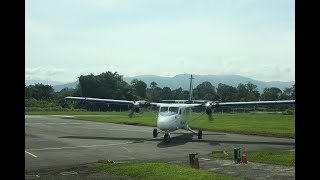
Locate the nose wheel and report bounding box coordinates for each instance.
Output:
[198,130,202,139]
[153,129,158,138]
[164,133,171,143]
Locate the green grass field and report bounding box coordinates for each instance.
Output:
[88,161,244,180]
[25,111,295,138]
[25,111,126,115]
[211,149,295,166]
[189,113,294,138]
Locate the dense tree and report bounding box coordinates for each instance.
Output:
[25,84,32,99]
[261,87,282,101]
[25,83,56,101]
[150,87,162,102]
[216,83,238,102]
[79,71,131,100]
[131,79,147,99]
[291,85,295,99]
[194,81,218,100]
[25,72,295,113]
[56,88,77,108]
[245,82,260,101]
[161,87,172,100]
[150,81,158,89]
[77,71,133,111]
[237,83,249,101]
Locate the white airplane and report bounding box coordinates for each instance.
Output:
[65,75,295,143]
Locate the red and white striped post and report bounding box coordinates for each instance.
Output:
[194,152,200,169]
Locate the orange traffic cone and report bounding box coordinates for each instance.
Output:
[194,152,200,169]
[241,148,247,163]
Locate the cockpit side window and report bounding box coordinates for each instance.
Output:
[169,107,178,113]
[160,107,168,112]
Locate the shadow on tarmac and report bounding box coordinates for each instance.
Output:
[59,134,294,148]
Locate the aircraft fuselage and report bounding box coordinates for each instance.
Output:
[157,105,192,132]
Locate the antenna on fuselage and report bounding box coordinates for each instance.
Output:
[187,74,194,104]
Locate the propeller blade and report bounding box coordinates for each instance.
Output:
[207,113,213,122]
[128,110,134,118]
[128,105,135,118]
[205,108,214,122]
[128,100,151,118]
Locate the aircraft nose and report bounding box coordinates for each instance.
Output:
[157,116,177,131]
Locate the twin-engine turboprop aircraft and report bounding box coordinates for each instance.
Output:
[65,75,295,143]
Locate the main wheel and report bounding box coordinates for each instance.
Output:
[153,129,158,138]
[198,130,202,139]
[164,133,171,143]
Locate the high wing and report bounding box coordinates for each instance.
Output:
[161,99,294,122]
[212,100,295,107]
[65,96,162,107]
[65,96,165,117]
[161,99,295,107]
[65,96,134,105]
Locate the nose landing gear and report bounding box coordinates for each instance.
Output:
[153,129,158,138]
[164,133,171,143]
[198,130,202,139]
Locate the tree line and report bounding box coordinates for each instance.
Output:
[25,71,295,113]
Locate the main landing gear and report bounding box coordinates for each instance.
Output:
[152,128,202,143]
[153,128,171,143]
[186,125,202,140]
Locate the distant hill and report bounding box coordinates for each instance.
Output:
[26,74,294,92]
[53,81,78,92]
[25,80,78,92]
[123,74,294,93]
[25,80,64,86]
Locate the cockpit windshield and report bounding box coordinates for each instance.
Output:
[160,106,179,116]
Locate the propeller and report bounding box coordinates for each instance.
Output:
[206,108,213,122]
[128,100,150,118]
[205,101,217,122]
[128,106,135,118]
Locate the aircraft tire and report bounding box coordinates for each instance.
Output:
[153,129,158,138]
[164,134,171,143]
[198,130,202,139]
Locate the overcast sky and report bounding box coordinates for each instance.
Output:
[26,0,295,83]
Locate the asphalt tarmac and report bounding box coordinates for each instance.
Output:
[25,115,295,179]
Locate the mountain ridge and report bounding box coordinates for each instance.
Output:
[25,74,294,92]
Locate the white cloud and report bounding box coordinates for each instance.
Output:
[25,0,294,82]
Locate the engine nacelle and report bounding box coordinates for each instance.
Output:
[205,102,213,114]
[133,100,151,113]
[134,101,140,113]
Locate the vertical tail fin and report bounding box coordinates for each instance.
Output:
[187,74,194,104]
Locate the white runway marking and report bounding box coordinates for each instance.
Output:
[25,115,47,119]
[27,142,137,151]
[25,174,40,178]
[122,147,131,152]
[115,129,151,133]
[25,151,38,158]
[60,171,78,175]
[74,126,149,131]
[48,126,151,133]
[25,121,151,133]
